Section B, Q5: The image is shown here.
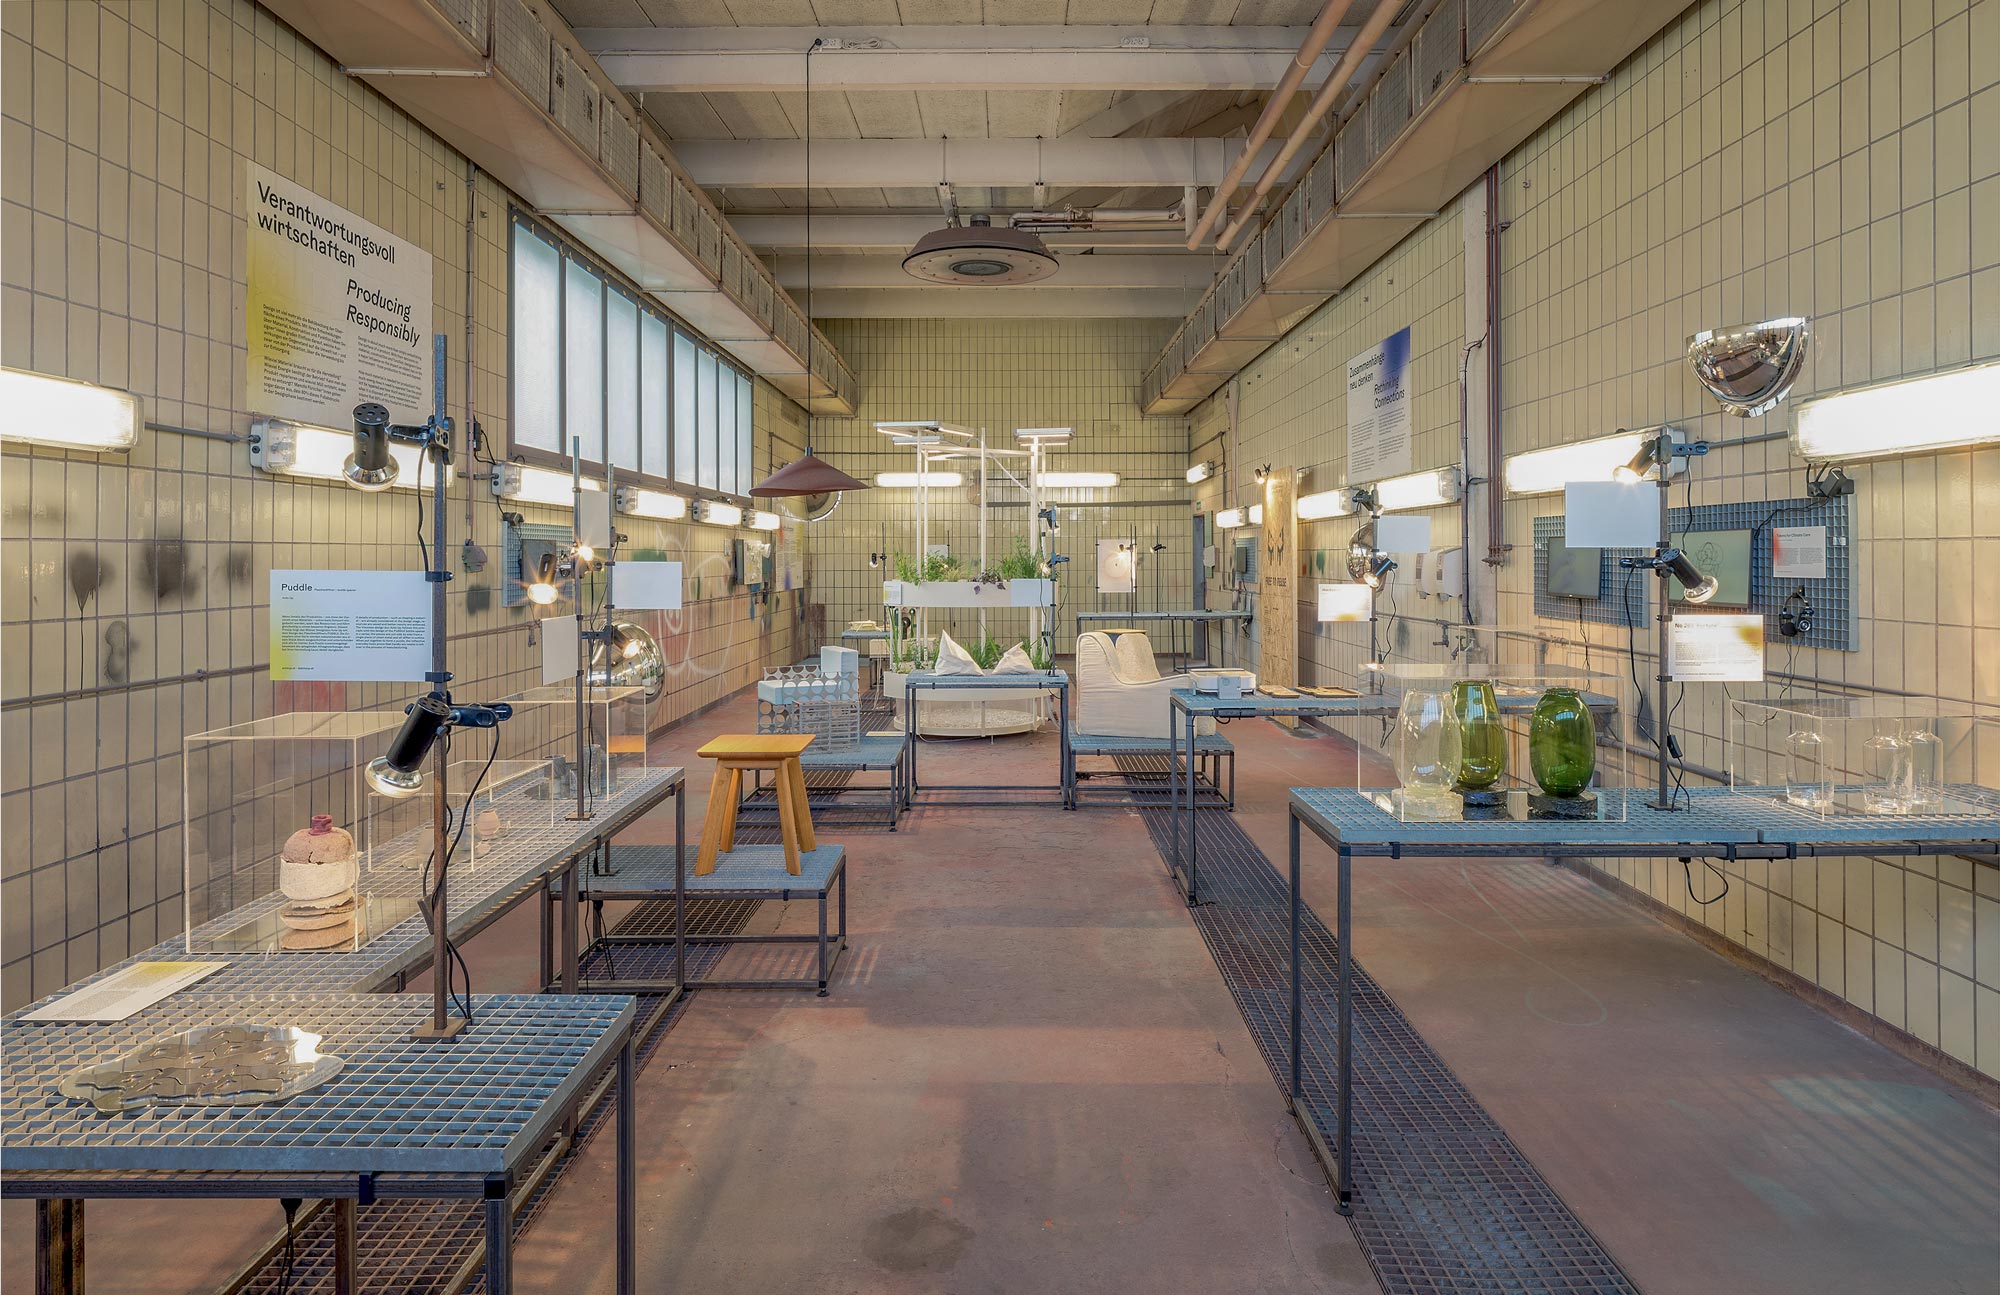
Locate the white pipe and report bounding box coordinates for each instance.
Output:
[1216,0,1402,251]
[1185,0,1356,249]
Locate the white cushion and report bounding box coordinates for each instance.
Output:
[932,630,985,676]
[992,643,1037,674]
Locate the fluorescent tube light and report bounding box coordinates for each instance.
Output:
[0,368,142,451]
[694,500,743,527]
[1374,467,1463,512]
[1792,361,2000,462]
[1214,508,1246,529]
[1185,461,1214,484]
[492,462,601,507]
[874,471,964,488]
[1037,471,1119,488]
[1248,503,1263,525]
[252,417,454,491]
[615,486,687,521]
[748,510,782,531]
[1016,427,1073,443]
[1502,429,1682,495]
[1296,488,1355,520]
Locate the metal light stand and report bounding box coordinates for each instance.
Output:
[378,335,516,1041]
[567,439,595,823]
[575,454,625,824]
[1616,429,1709,813]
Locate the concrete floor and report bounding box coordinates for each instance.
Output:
[6,694,1997,1294]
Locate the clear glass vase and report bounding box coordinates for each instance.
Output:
[1784,727,1830,810]
[1862,729,1914,814]
[1396,687,1460,819]
[1905,724,1943,811]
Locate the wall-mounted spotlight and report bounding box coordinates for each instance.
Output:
[526,553,562,605]
[346,403,400,491]
[251,416,457,492]
[365,696,453,797]
[1037,506,1060,535]
[1349,486,1380,515]
[1186,460,1214,484]
[1252,464,1271,484]
[868,551,886,569]
[1361,553,1398,590]
[1663,551,1719,603]
[1612,429,1709,484]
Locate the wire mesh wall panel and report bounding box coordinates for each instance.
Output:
[489,0,549,104]
[549,47,599,157]
[639,144,670,226]
[1368,53,1415,158]
[599,109,640,201]
[1335,113,1373,199]
[1303,149,1338,228]
[696,210,723,277]
[1466,0,1521,57]
[428,0,485,48]
[1413,0,1467,110]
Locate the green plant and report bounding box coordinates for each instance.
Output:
[1022,636,1053,671]
[997,538,1042,580]
[893,552,920,583]
[968,634,1007,670]
[921,552,970,583]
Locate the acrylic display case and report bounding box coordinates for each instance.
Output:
[1727,697,1999,819]
[183,711,422,955]
[365,758,557,876]
[500,684,656,799]
[1355,663,1633,823]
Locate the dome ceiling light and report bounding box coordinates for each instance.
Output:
[903,217,1059,286]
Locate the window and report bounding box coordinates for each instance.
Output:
[509,213,757,495]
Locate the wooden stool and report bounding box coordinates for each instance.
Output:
[695,735,817,876]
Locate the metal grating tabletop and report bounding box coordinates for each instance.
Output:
[1133,805,1640,1294]
[6,768,685,1020]
[1292,786,2000,850]
[903,669,1068,690]
[800,736,906,771]
[1071,731,1234,756]
[1173,688,1619,719]
[590,844,843,897]
[3,993,634,1177]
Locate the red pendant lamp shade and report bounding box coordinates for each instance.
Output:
[750,451,869,497]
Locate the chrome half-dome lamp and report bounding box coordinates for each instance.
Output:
[1686,317,1810,416]
[903,218,1059,286]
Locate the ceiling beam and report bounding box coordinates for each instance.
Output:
[801,287,1201,319]
[678,137,1277,189]
[1058,90,1194,139]
[731,214,1198,251]
[772,253,1219,291]
[580,25,1363,94]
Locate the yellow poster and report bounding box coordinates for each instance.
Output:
[245,163,435,427]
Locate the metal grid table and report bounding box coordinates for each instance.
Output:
[1166,689,1616,902]
[839,629,890,693]
[738,735,909,829]
[3,993,640,1294]
[591,844,848,995]
[1070,730,1235,809]
[1286,784,2000,1214]
[903,670,1075,809]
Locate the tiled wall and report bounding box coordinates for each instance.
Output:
[805,318,1193,658]
[1192,0,2000,1080]
[0,0,805,1010]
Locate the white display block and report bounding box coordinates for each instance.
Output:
[821,645,859,676]
[1374,515,1430,553]
[882,579,1055,608]
[1564,481,1659,547]
[617,560,684,610]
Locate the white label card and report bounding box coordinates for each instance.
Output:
[540,614,580,684]
[617,560,684,610]
[20,962,228,1023]
[1771,525,1828,579]
[1318,583,1373,622]
[1667,614,1767,682]
[270,570,430,681]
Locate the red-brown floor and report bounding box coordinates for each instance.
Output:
[5,694,1996,1294]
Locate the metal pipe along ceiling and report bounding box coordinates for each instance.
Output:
[1185,0,1357,249]
[1216,0,1408,251]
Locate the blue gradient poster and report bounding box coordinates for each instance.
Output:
[1346,326,1413,483]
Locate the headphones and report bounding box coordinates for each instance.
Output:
[1779,587,1814,638]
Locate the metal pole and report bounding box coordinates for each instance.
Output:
[617,1037,636,1294]
[1653,467,1673,810]
[569,438,592,822]
[1336,845,1353,1209]
[419,333,464,1041]
[1288,812,1300,1103]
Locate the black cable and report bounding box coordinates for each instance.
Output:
[414,479,430,575]
[278,1199,299,1295]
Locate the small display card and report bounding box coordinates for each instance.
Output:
[1667,613,1767,682]
[1771,525,1828,579]
[1318,583,1373,623]
[19,961,228,1023]
[270,570,430,682]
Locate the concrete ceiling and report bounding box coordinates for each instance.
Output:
[554,0,1411,317]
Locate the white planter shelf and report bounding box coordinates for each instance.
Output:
[882,579,1054,609]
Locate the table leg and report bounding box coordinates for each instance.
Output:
[1186,708,1200,903]
[1059,683,1073,808]
[817,887,830,996]
[674,824,687,989]
[617,1036,636,1295]
[718,766,744,854]
[561,855,579,994]
[332,1197,358,1295]
[906,687,919,795]
[483,1180,511,1294]
[675,782,685,883]
[1337,844,1353,1210]
[1168,707,1180,874]
[786,758,818,849]
[695,761,733,875]
[772,763,803,875]
[1289,812,1301,1107]
[36,1199,82,1295]
[538,876,553,993]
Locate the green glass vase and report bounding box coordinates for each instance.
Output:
[1450,681,1506,791]
[1529,687,1596,797]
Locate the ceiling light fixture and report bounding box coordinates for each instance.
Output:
[1373,467,1463,511]
[1296,488,1356,520]
[694,500,744,528]
[748,510,782,531]
[904,216,1059,286]
[492,462,601,508]
[1214,508,1247,530]
[614,486,687,521]
[1036,471,1118,489]
[0,367,143,452]
[875,471,965,488]
[1186,461,1214,484]
[252,416,456,492]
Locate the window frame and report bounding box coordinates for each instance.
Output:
[507,210,760,504]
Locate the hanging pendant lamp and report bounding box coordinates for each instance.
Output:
[750,36,868,508]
